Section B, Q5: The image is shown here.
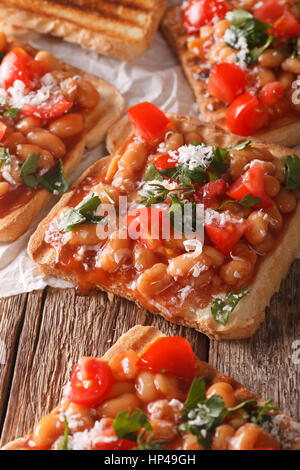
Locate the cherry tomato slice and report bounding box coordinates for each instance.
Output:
[125,207,169,250]
[136,336,196,379]
[259,81,284,107]
[183,0,229,33]
[273,11,300,38]
[0,48,48,90]
[226,162,272,209]
[208,63,247,105]
[254,0,285,24]
[226,93,268,136]
[92,427,136,450]
[68,357,113,407]
[21,94,73,120]
[205,214,249,255]
[0,121,7,141]
[154,153,179,172]
[194,179,227,207]
[126,102,169,142]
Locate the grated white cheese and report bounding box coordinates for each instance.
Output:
[169,144,214,171]
[224,29,250,70]
[205,208,244,227]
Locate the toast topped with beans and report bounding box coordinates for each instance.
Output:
[28,103,300,340]
[0,31,124,242]
[2,325,300,450]
[162,0,300,145]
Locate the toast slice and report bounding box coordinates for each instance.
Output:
[2,325,300,450]
[0,33,124,242]
[28,108,300,340]
[162,4,300,147]
[0,0,168,61]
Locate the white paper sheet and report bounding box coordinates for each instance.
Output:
[0,10,298,297]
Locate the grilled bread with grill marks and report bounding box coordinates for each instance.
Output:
[0,0,167,60]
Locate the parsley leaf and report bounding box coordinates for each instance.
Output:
[59,192,102,232]
[4,107,20,120]
[0,147,11,169]
[113,409,152,441]
[284,154,300,190]
[58,415,70,450]
[144,163,163,182]
[250,400,279,431]
[228,140,252,151]
[212,146,228,173]
[218,194,262,211]
[20,152,40,188]
[250,35,274,63]
[36,159,68,194]
[134,431,165,450]
[211,287,250,325]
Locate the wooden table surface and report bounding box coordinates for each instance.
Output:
[0,260,299,447]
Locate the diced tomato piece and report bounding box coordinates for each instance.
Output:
[183,0,229,33]
[205,213,249,255]
[68,357,113,407]
[125,207,169,250]
[254,0,285,24]
[21,94,73,120]
[226,93,268,136]
[0,122,7,141]
[92,427,136,450]
[0,48,48,90]
[259,81,284,106]
[195,179,227,206]
[137,337,196,379]
[226,162,272,209]
[208,63,248,105]
[273,10,300,38]
[154,153,179,172]
[126,102,170,142]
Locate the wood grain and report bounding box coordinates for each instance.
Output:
[0,260,298,446]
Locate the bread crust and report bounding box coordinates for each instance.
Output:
[0,1,168,61]
[28,113,300,340]
[162,5,300,147]
[2,325,300,450]
[0,36,124,242]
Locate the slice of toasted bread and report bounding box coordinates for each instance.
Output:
[0,0,168,61]
[0,35,124,243]
[27,112,300,340]
[2,325,300,449]
[162,5,300,147]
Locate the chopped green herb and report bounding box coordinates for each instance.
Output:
[144,163,163,182]
[4,107,20,120]
[250,35,274,63]
[212,146,228,173]
[102,189,116,205]
[59,192,102,232]
[37,159,68,194]
[0,147,10,169]
[20,152,40,188]
[228,140,252,151]
[134,431,165,450]
[291,37,300,58]
[211,287,250,326]
[58,415,70,450]
[284,154,300,190]
[113,409,152,442]
[218,194,262,211]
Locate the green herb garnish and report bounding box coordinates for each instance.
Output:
[134,431,165,450]
[218,194,262,211]
[4,107,20,120]
[284,154,300,190]
[144,163,163,182]
[20,154,69,193]
[228,140,252,151]
[211,287,250,325]
[113,409,152,441]
[0,147,10,169]
[59,192,102,232]
[58,415,70,450]
[20,152,40,188]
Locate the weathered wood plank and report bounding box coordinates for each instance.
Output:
[209,260,300,421]
[0,293,28,432]
[0,287,208,446]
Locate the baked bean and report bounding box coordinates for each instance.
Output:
[167,252,212,278]
[183,433,203,450]
[227,410,248,429]
[0,181,9,196]
[105,154,121,182]
[279,71,294,90]
[136,371,160,402]
[275,190,297,214]
[154,374,179,399]
[35,51,62,71]
[273,159,285,183]
[97,230,132,273]
[220,259,253,286]
[282,57,300,74]
[258,50,284,68]
[76,78,100,109]
[66,403,95,432]
[118,141,148,173]
[37,150,56,170]
[32,413,65,449]
[112,168,137,193]
[93,183,119,205]
[165,133,184,152]
[107,381,135,399]
[215,19,230,37]
[150,419,178,442]
[245,210,269,245]
[257,67,276,87]
[133,243,158,271]
[69,223,102,246]
[202,246,225,267]
[136,263,173,297]
[3,132,26,153]
[184,131,203,145]
[229,423,261,450]
[207,382,236,408]
[211,424,235,450]
[97,393,140,419]
[233,242,257,265]
[48,114,84,138]
[191,269,213,288]
[0,31,7,52]
[266,202,282,232]
[252,232,274,255]
[147,399,182,422]
[26,129,66,158]
[60,77,78,102]
[264,175,280,197]
[290,439,300,450]
[16,117,43,134]
[109,349,138,381]
[255,428,280,450]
